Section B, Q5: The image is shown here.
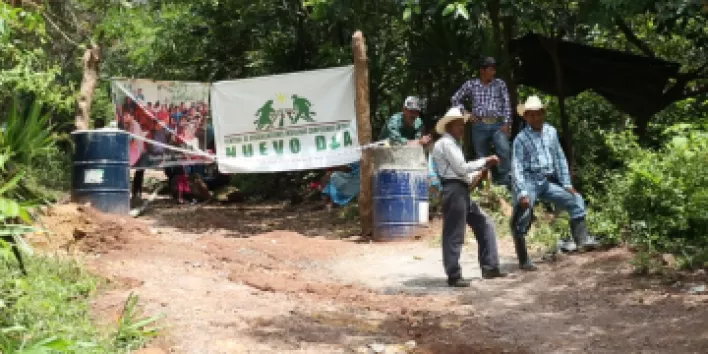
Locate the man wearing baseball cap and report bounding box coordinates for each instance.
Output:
[378,96,431,146]
[451,57,512,187]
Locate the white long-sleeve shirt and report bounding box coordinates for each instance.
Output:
[431,133,487,183]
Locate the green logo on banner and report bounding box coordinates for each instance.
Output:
[253,94,317,131]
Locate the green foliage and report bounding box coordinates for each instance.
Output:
[0,255,99,353]
[0,78,155,354]
[0,250,162,353]
[528,212,570,254]
[20,146,73,202]
[0,3,75,113]
[338,203,359,220]
[0,96,68,202]
[1,96,57,166]
[113,293,162,351]
[591,124,708,269]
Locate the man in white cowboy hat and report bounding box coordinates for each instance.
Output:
[378,96,431,146]
[511,95,599,270]
[431,107,507,287]
[451,57,512,187]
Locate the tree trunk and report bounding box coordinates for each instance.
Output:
[501,15,522,138]
[634,113,651,143]
[352,31,374,237]
[75,44,101,130]
[487,0,502,59]
[541,38,575,181]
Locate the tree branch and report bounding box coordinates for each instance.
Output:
[614,17,655,58]
[685,61,708,79]
[21,0,83,48]
[684,83,708,99]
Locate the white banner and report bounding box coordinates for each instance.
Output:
[211,66,360,173]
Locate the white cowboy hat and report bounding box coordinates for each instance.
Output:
[435,107,470,134]
[516,95,546,116]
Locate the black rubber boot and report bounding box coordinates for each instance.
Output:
[513,235,538,271]
[570,217,598,251]
[447,277,471,287]
[481,267,508,279]
[511,204,537,271]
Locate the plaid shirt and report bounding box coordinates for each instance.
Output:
[511,124,572,197]
[451,78,511,124]
[378,112,423,145]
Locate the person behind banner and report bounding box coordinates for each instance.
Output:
[122,111,144,150]
[378,96,431,146]
[320,162,361,211]
[148,123,170,166]
[174,166,212,205]
[121,110,147,200]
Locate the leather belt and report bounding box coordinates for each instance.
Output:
[441,178,466,185]
[474,116,505,124]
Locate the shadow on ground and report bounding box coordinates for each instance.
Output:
[455,250,708,353]
[143,199,361,239]
[245,307,528,354]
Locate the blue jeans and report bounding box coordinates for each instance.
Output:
[471,122,510,185]
[511,179,587,237]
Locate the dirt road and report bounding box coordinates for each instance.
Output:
[34,201,708,353]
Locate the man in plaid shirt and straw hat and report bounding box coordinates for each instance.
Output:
[511,95,599,271]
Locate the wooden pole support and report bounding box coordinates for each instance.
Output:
[75,43,102,131]
[352,31,373,237]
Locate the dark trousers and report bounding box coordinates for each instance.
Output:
[132,169,145,198]
[441,180,500,279]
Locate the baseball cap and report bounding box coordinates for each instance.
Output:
[403,96,422,111]
[479,57,497,68]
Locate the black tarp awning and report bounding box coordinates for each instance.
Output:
[510,33,681,118]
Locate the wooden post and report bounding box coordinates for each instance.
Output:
[75,43,102,130]
[502,16,522,138]
[352,31,373,237]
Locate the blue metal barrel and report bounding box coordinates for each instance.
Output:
[373,169,429,241]
[71,130,130,215]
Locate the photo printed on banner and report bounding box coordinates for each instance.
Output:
[110,79,212,169]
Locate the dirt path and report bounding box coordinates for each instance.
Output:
[33,202,708,353]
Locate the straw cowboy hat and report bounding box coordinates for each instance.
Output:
[516,95,547,116]
[435,107,470,134]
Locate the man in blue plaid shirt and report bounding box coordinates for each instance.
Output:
[510,96,598,271]
[451,57,512,187]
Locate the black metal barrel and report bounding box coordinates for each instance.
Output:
[71,130,130,214]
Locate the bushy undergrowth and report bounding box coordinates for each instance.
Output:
[0,97,160,353]
[0,250,160,353]
[589,123,708,269]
